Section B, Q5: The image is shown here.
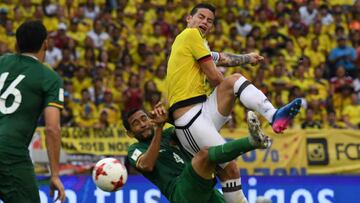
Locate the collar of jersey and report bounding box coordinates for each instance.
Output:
[21,53,39,61]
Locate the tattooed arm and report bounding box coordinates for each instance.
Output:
[211,52,264,67]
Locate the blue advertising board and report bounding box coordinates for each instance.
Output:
[19,175,360,203]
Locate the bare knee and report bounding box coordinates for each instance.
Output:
[194,148,209,163]
[218,161,240,181]
[221,73,243,90]
[192,148,215,179]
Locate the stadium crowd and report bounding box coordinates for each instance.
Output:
[0,0,359,130]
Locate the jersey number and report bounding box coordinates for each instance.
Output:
[0,72,25,114]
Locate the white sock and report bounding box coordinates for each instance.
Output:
[234,76,276,123]
[221,179,248,203]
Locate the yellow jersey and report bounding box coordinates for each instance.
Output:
[166,28,212,113]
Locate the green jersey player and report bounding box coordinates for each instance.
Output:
[124,103,270,203]
[0,20,65,203]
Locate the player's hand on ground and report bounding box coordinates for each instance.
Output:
[50,176,65,203]
[150,102,167,127]
[248,52,264,65]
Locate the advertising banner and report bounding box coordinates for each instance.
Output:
[36,128,136,155]
[221,129,360,175]
[35,128,360,174]
[30,175,360,203]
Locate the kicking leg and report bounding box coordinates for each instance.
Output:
[217,73,302,133]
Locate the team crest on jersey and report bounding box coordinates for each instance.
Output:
[131,149,142,161]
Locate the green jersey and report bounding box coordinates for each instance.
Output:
[0,54,63,161]
[127,127,191,199]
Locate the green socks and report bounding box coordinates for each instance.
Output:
[208,137,255,164]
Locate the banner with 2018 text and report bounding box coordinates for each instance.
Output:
[36,128,137,155]
[36,128,360,175]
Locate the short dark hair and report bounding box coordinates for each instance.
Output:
[16,20,47,53]
[122,108,141,131]
[190,3,216,16]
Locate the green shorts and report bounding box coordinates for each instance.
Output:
[0,159,40,203]
[169,163,225,203]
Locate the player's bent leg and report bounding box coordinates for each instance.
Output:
[192,148,216,180]
[271,98,302,133]
[174,100,251,203]
[216,73,242,116]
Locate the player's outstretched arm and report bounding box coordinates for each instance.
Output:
[212,52,264,67]
[136,103,167,172]
[44,106,65,203]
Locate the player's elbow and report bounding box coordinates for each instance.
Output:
[138,160,155,172]
[45,125,61,137]
[208,77,223,87]
[140,162,155,172]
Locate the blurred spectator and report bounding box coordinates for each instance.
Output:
[98,90,120,126]
[73,88,98,127]
[330,66,353,95]
[67,18,87,46]
[305,37,326,68]
[264,23,289,52]
[94,110,110,129]
[235,13,252,37]
[96,50,115,71]
[153,64,166,93]
[289,10,308,36]
[66,38,80,61]
[329,36,357,77]
[83,0,100,20]
[255,0,274,21]
[0,8,8,27]
[64,80,80,103]
[332,83,354,117]
[311,66,330,101]
[153,7,171,37]
[349,11,360,31]
[143,80,161,112]
[299,0,318,26]
[41,0,58,17]
[81,46,96,69]
[87,18,110,48]
[57,48,77,78]
[110,74,125,108]
[282,40,300,67]
[123,73,143,113]
[45,37,62,68]
[71,67,92,94]
[50,22,70,49]
[308,99,326,124]
[342,93,360,129]
[3,20,15,48]
[0,42,9,55]
[89,77,106,105]
[318,4,333,26]
[324,110,344,129]
[301,108,322,129]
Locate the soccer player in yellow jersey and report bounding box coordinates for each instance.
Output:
[166,3,302,203]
